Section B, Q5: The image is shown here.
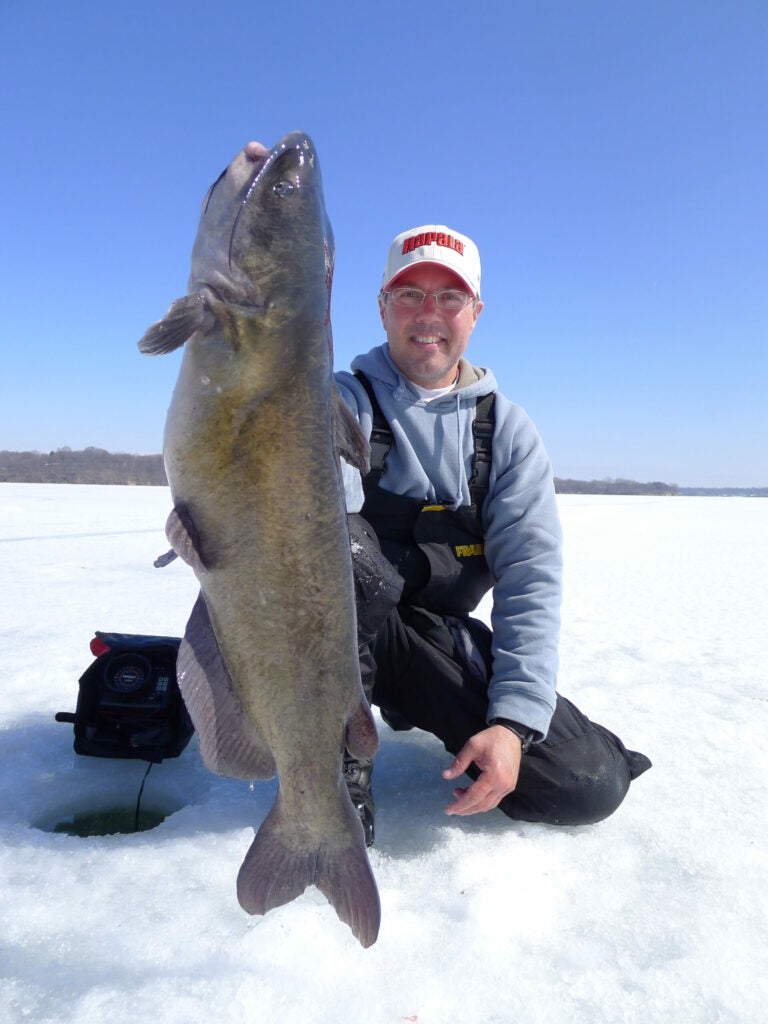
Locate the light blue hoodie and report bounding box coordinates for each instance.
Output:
[335,343,562,740]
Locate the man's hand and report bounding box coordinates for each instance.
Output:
[442,725,523,816]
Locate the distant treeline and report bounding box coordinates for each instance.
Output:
[678,486,768,497]
[553,477,678,495]
[2,448,685,494]
[0,448,167,486]
[3,450,764,496]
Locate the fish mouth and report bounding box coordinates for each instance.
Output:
[228,132,316,271]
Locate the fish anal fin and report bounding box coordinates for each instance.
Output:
[237,797,380,948]
[178,593,275,781]
[166,504,211,572]
[345,695,378,760]
[333,387,371,474]
[138,293,213,355]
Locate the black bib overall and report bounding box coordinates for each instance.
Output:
[357,371,495,617]
[348,373,651,826]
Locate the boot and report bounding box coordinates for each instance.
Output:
[380,706,414,732]
[343,753,375,847]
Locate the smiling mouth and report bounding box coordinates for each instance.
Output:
[412,335,444,346]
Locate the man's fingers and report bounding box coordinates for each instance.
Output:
[444,777,499,816]
[442,742,476,780]
[442,727,524,815]
[444,786,475,815]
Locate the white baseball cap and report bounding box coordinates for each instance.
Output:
[381,224,481,298]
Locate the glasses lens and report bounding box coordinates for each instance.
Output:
[388,287,472,310]
[389,287,425,307]
[437,290,472,310]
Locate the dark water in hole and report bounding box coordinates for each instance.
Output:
[48,806,170,837]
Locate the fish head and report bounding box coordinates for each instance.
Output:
[189,132,335,329]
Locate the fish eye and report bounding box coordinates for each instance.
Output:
[273,179,296,197]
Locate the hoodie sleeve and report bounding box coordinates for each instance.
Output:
[482,402,562,740]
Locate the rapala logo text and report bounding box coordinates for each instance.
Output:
[402,232,464,256]
[455,543,484,558]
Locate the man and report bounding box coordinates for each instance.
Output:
[335,225,650,845]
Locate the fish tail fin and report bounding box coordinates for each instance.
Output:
[236,797,380,948]
[313,836,381,948]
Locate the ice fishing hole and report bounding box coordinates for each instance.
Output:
[35,800,183,837]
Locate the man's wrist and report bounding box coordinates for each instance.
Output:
[488,718,535,753]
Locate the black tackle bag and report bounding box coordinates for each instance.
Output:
[56,632,193,763]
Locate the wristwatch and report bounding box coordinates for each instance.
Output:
[488,718,536,753]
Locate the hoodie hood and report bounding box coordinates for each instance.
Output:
[343,344,498,509]
[350,344,497,406]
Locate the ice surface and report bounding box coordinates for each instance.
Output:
[1,485,767,1023]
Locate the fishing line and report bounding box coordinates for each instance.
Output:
[134,761,153,832]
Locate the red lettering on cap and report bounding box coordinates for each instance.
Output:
[400,232,466,257]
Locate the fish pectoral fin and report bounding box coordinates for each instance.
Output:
[177,593,275,781]
[237,797,381,948]
[138,293,214,354]
[165,503,211,572]
[332,386,371,474]
[345,695,379,760]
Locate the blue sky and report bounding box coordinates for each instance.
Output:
[2,0,766,487]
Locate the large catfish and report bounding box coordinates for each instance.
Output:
[138,133,380,947]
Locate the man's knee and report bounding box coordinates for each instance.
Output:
[499,731,635,826]
[552,751,633,825]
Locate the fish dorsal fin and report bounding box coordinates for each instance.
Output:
[333,386,371,474]
[138,293,214,354]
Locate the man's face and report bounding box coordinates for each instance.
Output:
[378,264,484,388]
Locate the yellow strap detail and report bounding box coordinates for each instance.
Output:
[455,543,485,557]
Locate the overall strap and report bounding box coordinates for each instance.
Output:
[354,371,496,512]
[468,390,495,511]
[354,371,392,487]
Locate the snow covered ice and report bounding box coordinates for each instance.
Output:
[1,484,767,1023]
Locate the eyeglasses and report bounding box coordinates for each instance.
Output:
[383,286,475,311]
